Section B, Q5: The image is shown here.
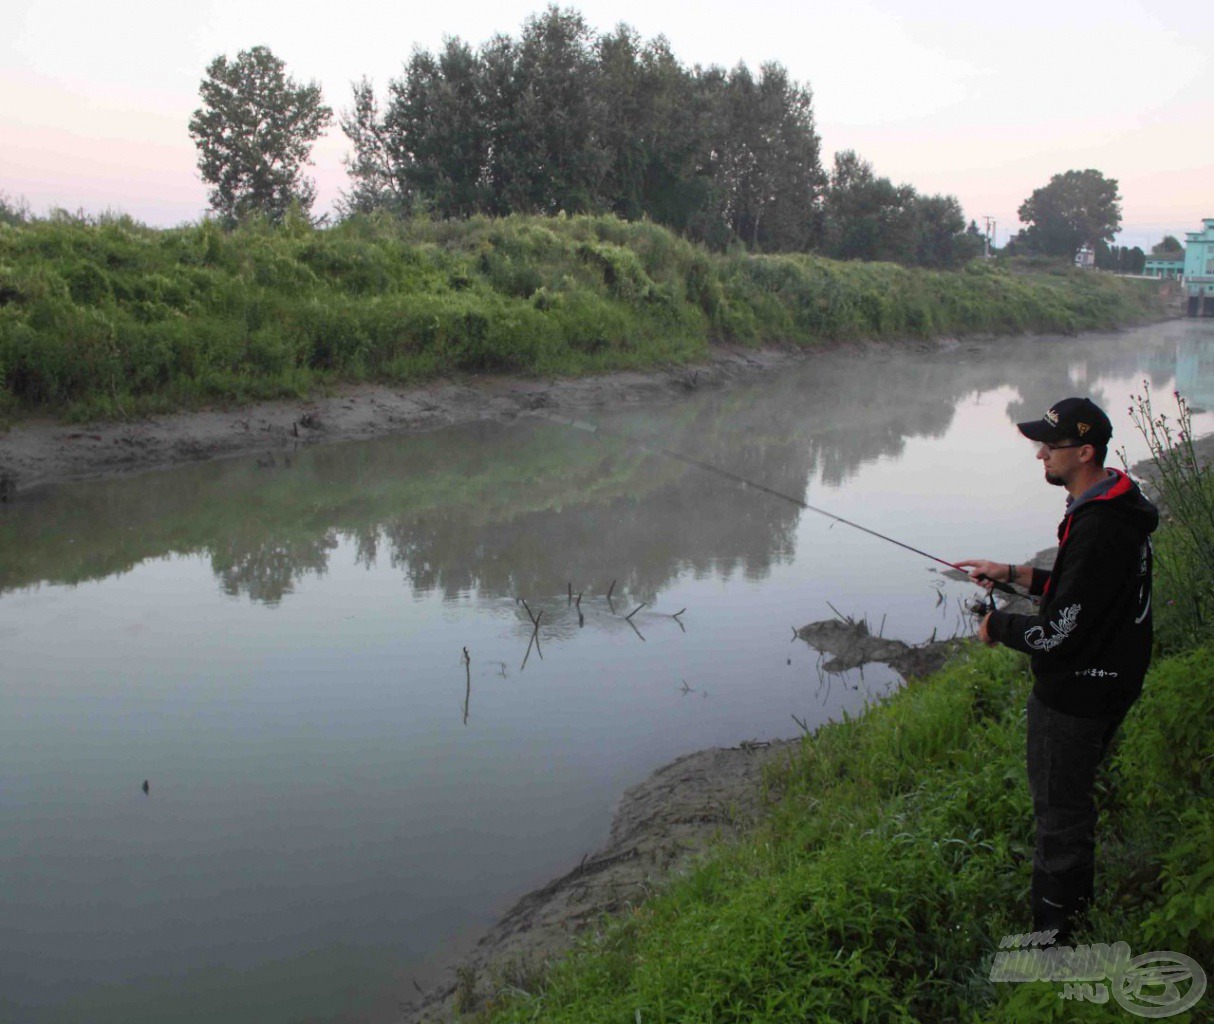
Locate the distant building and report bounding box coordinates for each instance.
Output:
[1184,218,1214,316]
[1074,246,1095,269]
[1143,252,1184,280]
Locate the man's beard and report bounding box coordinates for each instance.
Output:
[1045,471,1065,487]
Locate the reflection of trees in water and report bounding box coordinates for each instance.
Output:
[1003,333,1181,430]
[0,328,1199,605]
[211,531,338,605]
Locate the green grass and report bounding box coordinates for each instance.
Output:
[0,211,1167,421]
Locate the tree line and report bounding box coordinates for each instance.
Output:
[186,7,1146,271]
[338,7,983,265]
[341,9,827,253]
[187,7,984,267]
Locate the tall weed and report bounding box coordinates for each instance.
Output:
[1126,383,1214,647]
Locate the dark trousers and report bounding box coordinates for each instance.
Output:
[1025,692,1124,940]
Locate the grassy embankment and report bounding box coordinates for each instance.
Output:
[454,394,1214,1022]
[0,212,1168,422]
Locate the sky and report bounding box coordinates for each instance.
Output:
[2,0,1211,248]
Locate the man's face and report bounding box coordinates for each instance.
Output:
[1035,439,1087,487]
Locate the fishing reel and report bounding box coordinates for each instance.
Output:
[967,594,996,617]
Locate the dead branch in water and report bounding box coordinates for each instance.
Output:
[521,618,544,671]
[462,647,471,725]
[624,602,646,621]
[825,600,849,623]
[606,579,616,600]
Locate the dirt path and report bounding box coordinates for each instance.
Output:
[0,346,806,495]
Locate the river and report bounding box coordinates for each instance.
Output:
[1,320,1211,1023]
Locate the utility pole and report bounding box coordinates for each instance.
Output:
[982,215,997,258]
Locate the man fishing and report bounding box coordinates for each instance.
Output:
[958,397,1158,944]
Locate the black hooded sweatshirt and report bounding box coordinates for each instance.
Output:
[986,468,1159,719]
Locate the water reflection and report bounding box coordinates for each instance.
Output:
[1,326,1203,608]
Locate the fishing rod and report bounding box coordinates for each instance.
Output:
[528,410,1017,601]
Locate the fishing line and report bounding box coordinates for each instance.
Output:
[529,410,1017,598]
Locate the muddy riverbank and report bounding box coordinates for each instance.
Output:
[0,345,817,494]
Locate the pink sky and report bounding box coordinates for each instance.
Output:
[3,0,1211,248]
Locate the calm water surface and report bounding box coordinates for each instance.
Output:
[2,321,1212,1023]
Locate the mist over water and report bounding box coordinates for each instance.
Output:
[1,321,1211,1023]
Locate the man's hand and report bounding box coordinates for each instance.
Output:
[977,612,996,646]
[956,558,1003,591]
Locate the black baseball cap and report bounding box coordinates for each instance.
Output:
[1017,397,1112,446]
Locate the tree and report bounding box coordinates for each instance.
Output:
[509,6,607,214]
[1152,235,1183,255]
[0,191,31,226]
[912,194,980,268]
[339,78,409,217]
[822,151,916,263]
[384,39,491,218]
[189,46,332,224]
[595,27,705,225]
[710,62,823,251]
[1016,169,1121,259]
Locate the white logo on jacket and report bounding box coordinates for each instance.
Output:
[1025,604,1081,652]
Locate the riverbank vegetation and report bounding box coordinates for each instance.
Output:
[0,211,1166,422]
[459,396,1213,1022]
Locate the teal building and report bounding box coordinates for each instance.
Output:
[1143,253,1184,279]
[1184,218,1214,316]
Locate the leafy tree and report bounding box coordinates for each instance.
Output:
[820,154,978,268]
[913,195,980,268]
[492,5,606,214]
[339,78,409,217]
[595,28,706,226]
[822,151,915,263]
[1152,235,1183,255]
[189,46,332,224]
[1016,169,1121,259]
[0,192,31,226]
[385,39,490,218]
[477,33,526,215]
[711,63,823,251]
